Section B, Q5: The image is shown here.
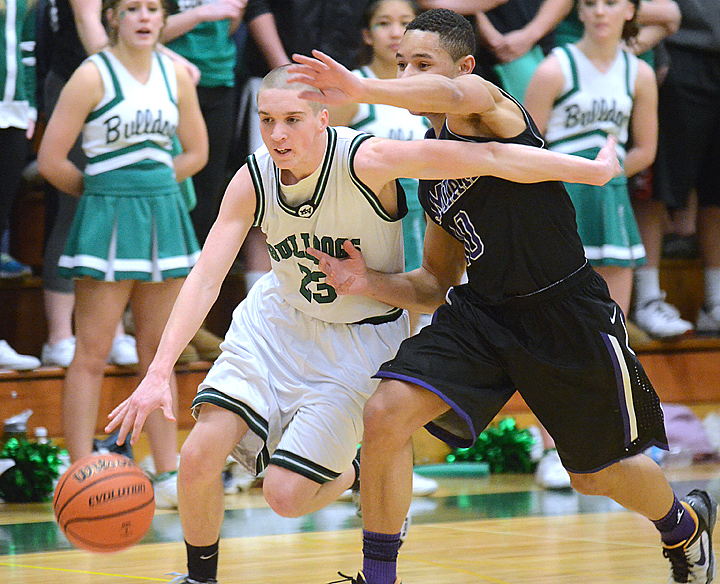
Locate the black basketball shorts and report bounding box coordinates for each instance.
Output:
[375,265,668,473]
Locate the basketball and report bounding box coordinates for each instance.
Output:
[53,453,155,553]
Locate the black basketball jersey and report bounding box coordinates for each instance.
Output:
[418,101,587,305]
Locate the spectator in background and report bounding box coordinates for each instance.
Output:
[644,0,720,336]
[37,0,200,368]
[37,0,208,508]
[38,0,137,368]
[418,0,549,97]
[0,0,36,280]
[0,0,42,371]
[525,0,657,331]
[161,0,246,246]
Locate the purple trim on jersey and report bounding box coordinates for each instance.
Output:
[373,370,477,448]
[601,332,632,447]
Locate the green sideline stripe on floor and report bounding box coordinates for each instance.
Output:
[413,463,490,477]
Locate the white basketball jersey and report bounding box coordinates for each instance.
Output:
[82,51,178,176]
[350,67,430,141]
[248,126,405,324]
[544,44,637,162]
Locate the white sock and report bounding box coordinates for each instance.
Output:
[244,270,268,292]
[634,267,662,307]
[704,268,720,308]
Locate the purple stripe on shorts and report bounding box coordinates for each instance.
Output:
[374,370,477,447]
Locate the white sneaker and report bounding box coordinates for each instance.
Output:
[527,425,545,463]
[153,471,178,510]
[400,513,411,543]
[138,454,181,480]
[41,337,76,367]
[0,340,40,370]
[696,305,720,334]
[633,295,693,339]
[108,334,139,366]
[535,449,571,490]
[338,470,439,501]
[223,457,256,493]
[0,459,16,476]
[411,471,439,496]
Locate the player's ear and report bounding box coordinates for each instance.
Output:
[457,54,475,76]
[319,108,330,132]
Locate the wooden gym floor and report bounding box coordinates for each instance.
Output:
[1,462,719,584]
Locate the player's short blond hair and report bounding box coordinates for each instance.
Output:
[258,65,325,115]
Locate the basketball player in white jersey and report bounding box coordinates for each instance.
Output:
[105,65,619,584]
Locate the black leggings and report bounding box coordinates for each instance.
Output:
[190,85,236,245]
[0,127,30,234]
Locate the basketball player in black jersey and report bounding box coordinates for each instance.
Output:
[289,9,716,584]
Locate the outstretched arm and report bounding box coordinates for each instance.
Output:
[288,50,496,117]
[355,134,621,197]
[105,167,256,445]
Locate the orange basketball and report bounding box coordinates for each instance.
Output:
[53,453,155,553]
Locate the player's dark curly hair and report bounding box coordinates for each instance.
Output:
[406,8,476,62]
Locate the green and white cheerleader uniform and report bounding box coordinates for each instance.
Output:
[544,44,646,267]
[58,50,200,281]
[350,66,430,271]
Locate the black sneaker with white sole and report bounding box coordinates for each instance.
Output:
[663,489,717,583]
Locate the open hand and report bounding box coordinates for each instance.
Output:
[105,371,176,446]
[287,50,363,105]
[306,239,369,296]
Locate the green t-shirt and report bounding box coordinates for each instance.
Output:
[167,20,237,88]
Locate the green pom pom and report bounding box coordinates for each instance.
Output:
[0,438,64,502]
[445,417,537,474]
